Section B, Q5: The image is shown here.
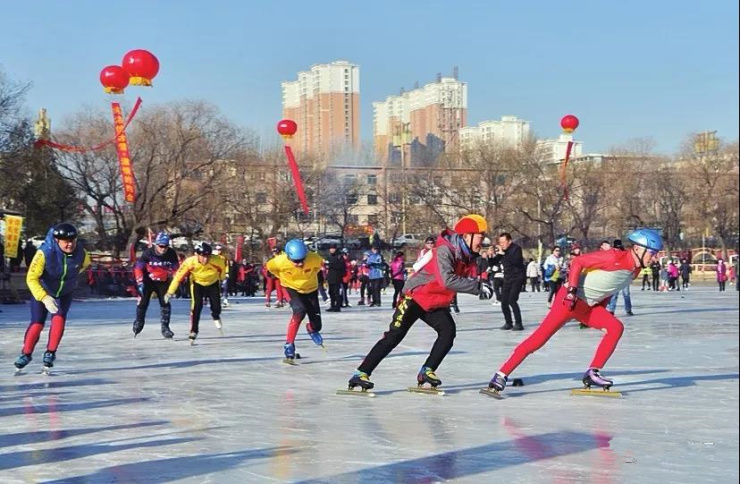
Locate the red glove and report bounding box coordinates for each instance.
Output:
[563,286,579,311]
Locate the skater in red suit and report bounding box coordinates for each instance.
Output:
[486,228,663,393]
[263,247,287,307]
[347,214,494,392]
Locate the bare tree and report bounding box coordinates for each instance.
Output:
[54,100,252,255]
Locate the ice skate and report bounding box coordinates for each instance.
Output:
[42,351,56,375]
[283,342,298,365]
[306,324,325,349]
[132,320,144,338]
[213,319,223,334]
[409,367,445,395]
[161,324,174,339]
[13,354,32,375]
[265,301,271,308]
[337,371,376,397]
[480,372,507,399]
[222,298,230,308]
[572,368,622,397]
[189,331,198,346]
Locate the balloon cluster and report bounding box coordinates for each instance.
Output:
[100,50,160,94]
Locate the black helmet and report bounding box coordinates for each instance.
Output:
[425,236,435,244]
[194,242,212,255]
[53,223,78,241]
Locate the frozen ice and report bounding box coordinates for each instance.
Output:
[0,285,738,483]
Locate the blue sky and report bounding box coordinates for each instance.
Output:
[1,0,738,154]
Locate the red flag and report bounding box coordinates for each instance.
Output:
[284,145,310,215]
[235,236,244,261]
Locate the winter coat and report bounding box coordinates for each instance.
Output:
[390,257,406,281]
[366,252,385,280]
[402,229,480,311]
[717,261,728,282]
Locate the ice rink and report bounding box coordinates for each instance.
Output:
[0,285,738,483]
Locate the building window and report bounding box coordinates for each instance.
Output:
[346,194,359,205]
[367,174,377,185]
[348,214,359,224]
[367,215,379,226]
[256,193,267,204]
[367,194,378,205]
[256,214,267,223]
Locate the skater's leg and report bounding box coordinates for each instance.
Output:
[46,295,72,352]
[303,291,322,333]
[265,278,275,304]
[22,299,50,356]
[582,305,624,369]
[207,282,222,320]
[357,296,423,375]
[420,309,456,371]
[190,283,205,335]
[286,289,307,343]
[499,287,576,375]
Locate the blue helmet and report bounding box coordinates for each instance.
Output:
[627,228,663,252]
[285,239,308,261]
[154,231,170,246]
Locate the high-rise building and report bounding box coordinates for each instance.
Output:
[373,75,467,167]
[459,116,530,151]
[281,60,360,159]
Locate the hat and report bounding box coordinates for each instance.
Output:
[341,248,348,254]
[329,242,338,249]
[453,214,487,235]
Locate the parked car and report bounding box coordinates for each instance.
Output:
[392,234,423,249]
[27,236,47,249]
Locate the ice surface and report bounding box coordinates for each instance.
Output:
[0,286,738,483]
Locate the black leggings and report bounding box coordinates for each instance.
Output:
[547,279,563,303]
[358,297,456,376]
[190,282,221,334]
[135,280,171,326]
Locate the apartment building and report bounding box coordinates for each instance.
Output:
[459,116,530,151]
[373,75,467,167]
[281,60,360,160]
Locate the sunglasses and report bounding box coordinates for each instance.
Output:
[157,244,168,248]
[292,258,305,265]
[646,249,659,256]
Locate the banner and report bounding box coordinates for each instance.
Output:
[111,102,137,203]
[4,215,23,259]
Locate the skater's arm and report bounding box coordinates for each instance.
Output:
[133,251,148,282]
[26,251,49,301]
[80,251,91,272]
[436,245,479,294]
[167,257,194,294]
[412,250,433,272]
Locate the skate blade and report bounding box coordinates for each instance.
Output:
[408,386,445,396]
[13,369,25,377]
[41,367,53,376]
[336,389,376,397]
[479,388,504,399]
[282,358,298,366]
[189,339,196,346]
[571,388,622,398]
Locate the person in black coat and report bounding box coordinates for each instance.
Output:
[491,233,526,330]
[326,244,346,312]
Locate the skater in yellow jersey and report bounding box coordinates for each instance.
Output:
[165,242,226,344]
[266,239,325,364]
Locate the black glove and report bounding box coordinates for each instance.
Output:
[478,280,494,299]
[563,285,578,311]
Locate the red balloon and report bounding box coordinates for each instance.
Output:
[100,65,130,94]
[560,114,580,133]
[122,49,160,86]
[277,119,298,138]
